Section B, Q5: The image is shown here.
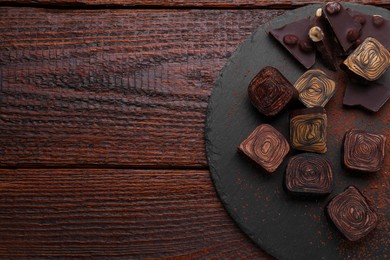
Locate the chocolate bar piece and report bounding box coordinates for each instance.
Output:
[326,186,378,241]
[269,17,316,69]
[343,37,390,81]
[348,9,390,50]
[285,153,333,196]
[343,79,390,112]
[323,2,362,53]
[294,69,336,108]
[238,124,290,173]
[248,66,298,116]
[290,107,327,153]
[343,129,386,172]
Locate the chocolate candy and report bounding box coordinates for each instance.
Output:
[294,69,336,108]
[323,2,362,53]
[326,186,378,241]
[343,129,386,172]
[238,124,290,173]
[248,66,298,116]
[290,107,327,153]
[269,17,316,69]
[285,153,333,196]
[343,79,390,112]
[343,37,390,81]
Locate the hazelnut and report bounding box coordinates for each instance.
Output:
[299,40,314,53]
[309,26,324,42]
[346,28,360,42]
[372,15,384,27]
[353,15,366,25]
[325,2,341,15]
[283,34,299,45]
[316,8,323,18]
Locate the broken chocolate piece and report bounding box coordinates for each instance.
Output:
[269,17,316,69]
[294,69,336,108]
[347,9,390,50]
[248,66,298,116]
[285,153,333,196]
[290,107,327,153]
[326,186,378,241]
[343,37,390,81]
[343,79,390,112]
[343,129,386,172]
[238,124,290,173]
[323,2,362,52]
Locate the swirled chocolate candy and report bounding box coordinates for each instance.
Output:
[238,124,290,173]
[343,37,390,81]
[323,2,362,53]
[290,107,327,153]
[269,17,316,69]
[294,69,336,108]
[343,129,386,172]
[285,153,333,196]
[326,186,378,241]
[248,66,298,116]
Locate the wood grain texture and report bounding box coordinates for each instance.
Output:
[1,0,389,8]
[0,169,271,258]
[0,7,284,167]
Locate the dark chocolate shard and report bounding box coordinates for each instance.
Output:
[347,9,390,51]
[343,129,386,173]
[343,79,390,112]
[326,186,378,241]
[290,107,327,154]
[285,153,333,196]
[323,2,362,53]
[269,17,316,69]
[248,66,298,116]
[238,124,290,173]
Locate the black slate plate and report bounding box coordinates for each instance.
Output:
[205,3,389,260]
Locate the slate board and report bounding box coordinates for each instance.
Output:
[205,3,390,259]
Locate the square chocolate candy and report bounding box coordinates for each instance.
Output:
[238,124,290,173]
[326,186,378,241]
[290,107,327,153]
[343,129,386,172]
[248,66,298,117]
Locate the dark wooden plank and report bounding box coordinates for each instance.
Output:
[0,7,284,167]
[0,169,271,258]
[1,0,389,8]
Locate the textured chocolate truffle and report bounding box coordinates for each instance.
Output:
[343,37,390,81]
[326,186,378,241]
[343,129,386,172]
[290,107,327,153]
[248,66,298,116]
[294,69,336,108]
[285,153,333,196]
[238,124,290,173]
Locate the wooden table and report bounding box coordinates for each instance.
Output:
[0,1,388,258]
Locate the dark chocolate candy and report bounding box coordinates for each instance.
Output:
[343,37,390,81]
[343,129,386,173]
[347,9,390,51]
[326,186,378,241]
[343,79,390,112]
[290,107,327,154]
[238,124,290,173]
[294,69,336,108]
[248,66,298,116]
[323,2,362,53]
[285,153,333,196]
[269,17,316,69]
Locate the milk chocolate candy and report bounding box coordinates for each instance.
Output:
[326,186,378,241]
[290,107,327,153]
[238,124,290,173]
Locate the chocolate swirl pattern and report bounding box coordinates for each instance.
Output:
[343,129,386,172]
[343,37,390,81]
[238,124,290,173]
[294,69,336,108]
[290,107,327,153]
[285,153,333,195]
[326,186,378,241]
[248,66,298,116]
